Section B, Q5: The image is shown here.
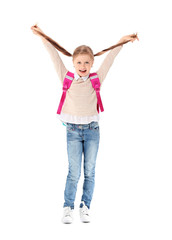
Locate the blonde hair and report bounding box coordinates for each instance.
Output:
[32,25,137,58]
[72,45,94,60]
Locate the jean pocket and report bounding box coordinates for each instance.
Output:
[66,123,74,131]
[94,125,99,130]
[91,122,99,131]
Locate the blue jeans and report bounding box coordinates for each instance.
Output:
[63,121,100,209]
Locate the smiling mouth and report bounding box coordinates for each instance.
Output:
[79,70,87,73]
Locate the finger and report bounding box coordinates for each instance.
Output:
[33,22,38,27]
[31,25,36,30]
[130,33,136,38]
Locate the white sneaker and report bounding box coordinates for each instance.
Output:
[79,201,90,223]
[62,207,73,224]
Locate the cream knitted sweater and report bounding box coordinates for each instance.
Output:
[42,40,122,123]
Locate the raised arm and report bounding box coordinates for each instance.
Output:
[96,45,123,85]
[31,25,68,84]
[97,34,139,84]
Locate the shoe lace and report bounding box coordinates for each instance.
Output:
[81,204,89,216]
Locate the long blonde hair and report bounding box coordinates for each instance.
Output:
[32,25,137,58]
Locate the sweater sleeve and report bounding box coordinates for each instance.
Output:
[42,39,68,85]
[96,45,123,85]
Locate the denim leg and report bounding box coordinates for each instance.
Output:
[64,125,83,209]
[81,123,100,209]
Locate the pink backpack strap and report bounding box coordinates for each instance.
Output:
[57,71,74,114]
[89,73,104,113]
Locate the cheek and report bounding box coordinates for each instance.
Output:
[73,63,78,69]
[88,64,92,69]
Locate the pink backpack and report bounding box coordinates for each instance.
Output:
[57,71,104,114]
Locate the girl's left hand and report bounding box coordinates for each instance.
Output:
[119,33,139,43]
[31,24,43,35]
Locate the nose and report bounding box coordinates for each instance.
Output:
[81,63,86,68]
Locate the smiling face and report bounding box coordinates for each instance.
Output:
[73,54,94,77]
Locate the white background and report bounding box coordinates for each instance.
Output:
[0,0,172,239]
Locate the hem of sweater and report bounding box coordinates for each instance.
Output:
[57,112,100,124]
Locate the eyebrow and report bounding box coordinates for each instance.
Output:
[77,60,90,63]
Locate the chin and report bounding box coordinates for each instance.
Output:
[81,73,88,77]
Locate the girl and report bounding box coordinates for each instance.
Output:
[31,25,138,224]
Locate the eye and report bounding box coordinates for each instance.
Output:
[77,61,81,64]
[85,61,89,64]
